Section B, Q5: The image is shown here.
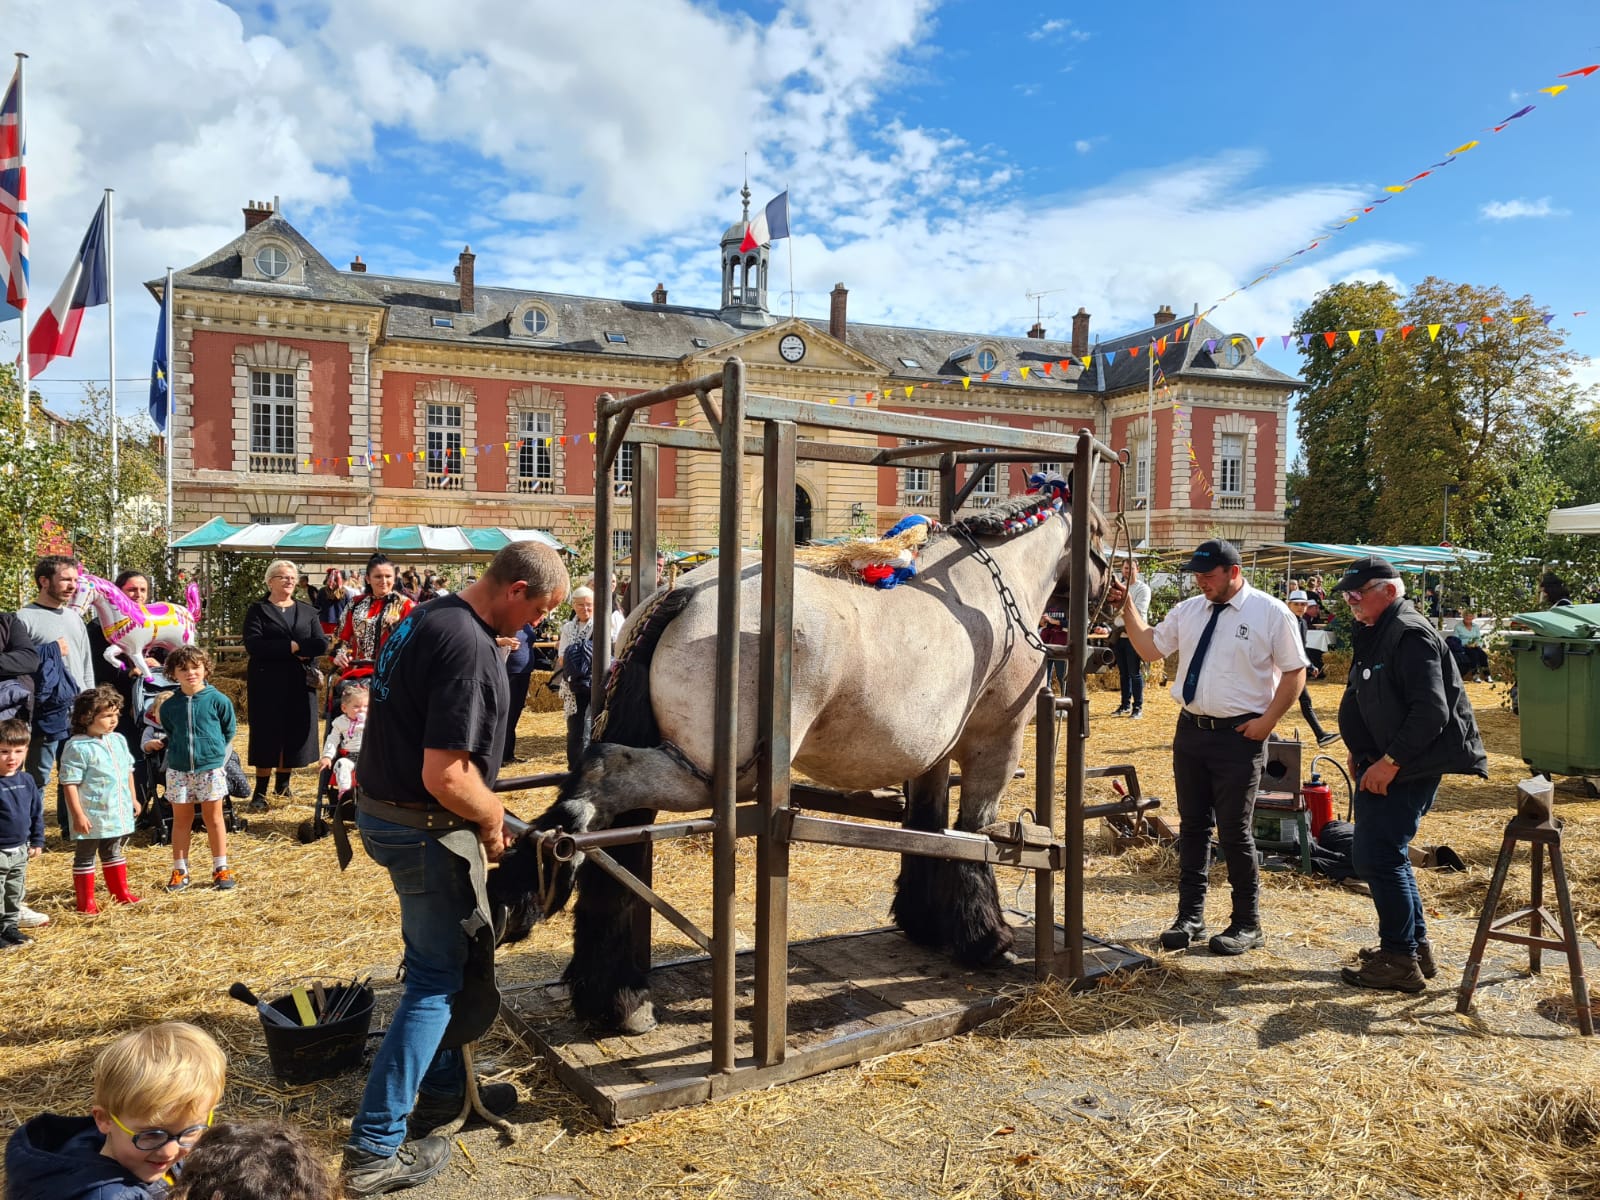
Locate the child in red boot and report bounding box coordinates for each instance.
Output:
[60,686,143,913]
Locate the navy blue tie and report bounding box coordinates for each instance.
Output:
[1182,602,1229,706]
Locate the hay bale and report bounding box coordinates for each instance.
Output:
[527,670,564,713]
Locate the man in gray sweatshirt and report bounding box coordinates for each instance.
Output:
[15,557,93,831]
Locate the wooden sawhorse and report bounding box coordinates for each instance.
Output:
[1456,815,1593,1035]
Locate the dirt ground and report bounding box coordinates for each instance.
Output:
[3,673,1598,1199]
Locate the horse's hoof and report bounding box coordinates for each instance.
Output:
[983,949,1020,970]
[618,1001,656,1035]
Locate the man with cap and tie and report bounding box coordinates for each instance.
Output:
[1335,556,1486,992]
[1114,539,1308,955]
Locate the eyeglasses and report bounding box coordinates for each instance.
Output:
[1341,583,1381,604]
[109,1110,213,1151]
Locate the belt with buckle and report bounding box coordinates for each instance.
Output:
[1180,711,1260,731]
[332,787,474,871]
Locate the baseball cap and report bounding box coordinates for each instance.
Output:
[1179,539,1241,573]
[1333,556,1400,593]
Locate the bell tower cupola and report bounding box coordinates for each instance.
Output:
[720,182,773,328]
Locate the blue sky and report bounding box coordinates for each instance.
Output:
[9,0,1600,447]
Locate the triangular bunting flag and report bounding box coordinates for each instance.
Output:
[1480,315,1494,323]
[1280,334,1293,350]
[981,372,991,381]
[1400,324,1415,340]
[1322,332,1337,348]
[1511,315,1527,324]
[999,370,1010,381]
[1427,324,1442,341]
[1539,85,1569,97]
[1543,313,1556,325]
[1298,333,1312,349]
[588,432,596,443]
[1255,336,1266,350]
[1156,338,1167,355]
[1082,355,1092,369]
[1454,322,1469,336]
[1129,346,1141,358]
[1348,330,1362,346]
[1057,359,1070,371]
[1018,366,1030,379]
[904,385,913,397]
[1373,328,1386,344]
[1040,363,1053,375]
[961,377,970,389]
[1557,65,1600,77]
[1205,339,1216,352]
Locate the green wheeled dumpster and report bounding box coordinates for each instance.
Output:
[1505,602,1600,777]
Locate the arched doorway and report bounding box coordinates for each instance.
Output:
[795,485,813,545]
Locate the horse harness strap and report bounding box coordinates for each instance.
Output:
[659,738,760,787]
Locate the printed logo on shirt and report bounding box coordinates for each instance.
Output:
[1235,623,1250,640]
[371,608,423,703]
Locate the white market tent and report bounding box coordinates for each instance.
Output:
[170,518,569,561]
[1547,503,1600,535]
[1250,541,1488,575]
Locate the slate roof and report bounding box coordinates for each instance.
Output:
[157,213,1299,393]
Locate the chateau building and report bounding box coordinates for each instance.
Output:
[154,191,1298,557]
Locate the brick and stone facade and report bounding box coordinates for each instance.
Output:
[153,200,1297,555]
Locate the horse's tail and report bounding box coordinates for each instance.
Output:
[591,583,696,749]
[184,582,202,619]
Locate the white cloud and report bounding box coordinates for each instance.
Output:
[1028,17,1089,42]
[1480,197,1568,220]
[14,0,1401,431]
[1074,139,1093,154]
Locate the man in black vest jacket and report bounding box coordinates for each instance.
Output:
[1335,557,1487,993]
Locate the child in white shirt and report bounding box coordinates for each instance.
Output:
[319,685,368,798]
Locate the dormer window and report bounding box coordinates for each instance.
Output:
[432,317,454,328]
[976,349,998,372]
[254,246,289,279]
[604,331,628,345]
[692,337,709,348]
[899,356,921,369]
[510,301,555,340]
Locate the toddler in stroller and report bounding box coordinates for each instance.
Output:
[301,681,366,844]
[138,684,250,845]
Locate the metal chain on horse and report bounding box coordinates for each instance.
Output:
[949,526,1052,656]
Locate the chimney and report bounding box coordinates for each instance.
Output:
[349,255,367,273]
[829,282,848,342]
[1154,304,1176,327]
[1027,321,1046,339]
[453,246,475,313]
[243,199,274,231]
[1070,307,1091,358]
[651,282,667,305]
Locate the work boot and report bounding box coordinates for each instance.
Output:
[1158,915,1206,951]
[1341,949,1425,993]
[407,1081,518,1139]
[1360,939,1436,979]
[1208,924,1265,956]
[342,1137,451,1197]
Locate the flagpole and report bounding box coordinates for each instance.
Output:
[786,184,794,318]
[1145,337,1154,549]
[105,187,118,576]
[14,52,29,450]
[164,267,174,548]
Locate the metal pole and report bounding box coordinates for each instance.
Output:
[1144,339,1154,548]
[1063,432,1093,982]
[1034,687,1057,980]
[164,268,174,563]
[13,54,29,450]
[754,418,795,1065]
[710,357,745,1073]
[1442,486,1450,545]
[591,395,614,705]
[631,442,658,611]
[105,188,118,576]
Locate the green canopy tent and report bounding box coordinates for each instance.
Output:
[170,518,569,561]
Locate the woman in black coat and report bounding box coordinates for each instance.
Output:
[242,558,327,810]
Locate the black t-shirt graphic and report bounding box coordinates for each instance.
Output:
[357,594,508,807]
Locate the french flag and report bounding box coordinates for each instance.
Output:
[28,195,108,377]
[739,190,790,253]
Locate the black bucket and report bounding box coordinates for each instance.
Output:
[260,983,375,1085]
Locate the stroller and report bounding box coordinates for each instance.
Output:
[137,677,250,845]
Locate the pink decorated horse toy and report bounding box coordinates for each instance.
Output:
[74,573,202,680]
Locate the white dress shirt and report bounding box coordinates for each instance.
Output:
[1149,579,1308,716]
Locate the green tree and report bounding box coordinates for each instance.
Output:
[1288,281,1404,542]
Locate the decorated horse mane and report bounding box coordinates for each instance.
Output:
[944,471,1072,541]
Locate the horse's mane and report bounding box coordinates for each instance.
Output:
[943,492,1064,541]
[81,573,143,623]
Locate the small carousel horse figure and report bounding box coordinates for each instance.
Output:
[490,472,1112,1033]
[74,573,202,680]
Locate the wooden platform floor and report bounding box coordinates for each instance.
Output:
[500,922,1149,1123]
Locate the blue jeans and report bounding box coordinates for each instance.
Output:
[347,812,473,1156]
[1352,775,1438,955]
[26,735,67,839]
[1114,638,1144,710]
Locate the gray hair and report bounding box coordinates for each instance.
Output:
[264,559,298,586]
[571,586,595,603]
[1382,577,1406,601]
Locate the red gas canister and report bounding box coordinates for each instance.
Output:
[1303,773,1334,838]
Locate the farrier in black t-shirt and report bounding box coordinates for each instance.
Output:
[358,594,509,807]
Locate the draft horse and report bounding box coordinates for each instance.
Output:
[490,483,1112,1032]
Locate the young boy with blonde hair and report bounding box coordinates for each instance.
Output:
[5,1020,228,1198]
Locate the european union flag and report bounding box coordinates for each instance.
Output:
[149,277,169,432]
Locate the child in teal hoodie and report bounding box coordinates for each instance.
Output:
[147,646,238,893]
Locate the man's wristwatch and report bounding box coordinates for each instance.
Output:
[1381,753,1398,767]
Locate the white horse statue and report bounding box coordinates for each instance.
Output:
[490,480,1111,1033]
[75,572,201,680]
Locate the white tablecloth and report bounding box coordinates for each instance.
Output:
[1306,630,1331,652]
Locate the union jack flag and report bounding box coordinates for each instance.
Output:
[0,59,26,311]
